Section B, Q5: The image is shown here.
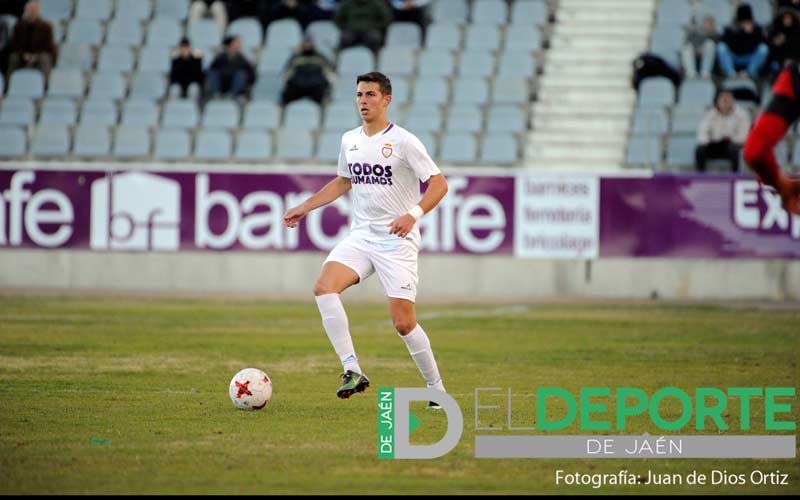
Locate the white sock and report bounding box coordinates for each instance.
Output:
[315,294,362,374]
[400,324,445,392]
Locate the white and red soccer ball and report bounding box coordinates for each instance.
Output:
[229,368,272,410]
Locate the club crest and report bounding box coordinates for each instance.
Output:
[382,143,393,158]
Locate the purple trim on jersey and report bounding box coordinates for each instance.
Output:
[382,123,394,135]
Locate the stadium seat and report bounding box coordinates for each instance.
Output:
[323,103,359,131]
[194,130,232,161]
[284,99,322,130]
[491,78,529,104]
[155,0,190,20]
[418,49,455,77]
[88,72,127,100]
[464,25,501,51]
[696,0,733,30]
[75,0,113,20]
[265,18,303,50]
[146,17,183,47]
[487,105,527,133]
[414,132,438,156]
[631,108,669,136]
[162,99,200,129]
[0,97,35,126]
[257,45,293,77]
[452,79,489,105]
[122,100,159,127]
[113,126,151,158]
[228,17,264,53]
[670,107,706,134]
[378,47,416,77]
[40,98,78,126]
[48,69,85,99]
[306,21,340,61]
[243,100,281,130]
[40,0,72,24]
[440,132,478,163]
[0,126,27,158]
[749,0,773,26]
[106,19,143,47]
[626,135,663,165]
[385,22,422,48]
[337,46,375,76]
[678,79,715,107]
[116,0,153,21]
[31,125,71,158]
[650,27,684,69]
[155,129,191,160]
[411,77,449,105]
[55,43,94,70]
[425,23,461,51]
[275,129,314,161]
[459,50,496,77]
[472,0,508,25]
[666,135,698,166]
[510,0,548,27]
[504,25,542,51]
[316,130,342,162]
[446,105,483,133]
[80,100,118,127]
[480,134,518,164]
[405,106,443,133]
[637,77,676,108]
[7,69,44,98]
[189,18,224,54]
[387,76,410,106]
[129,72,167,100]
[498,50,537,78]
[98,46,135,74]
[66,19,103,46]
[431,0,468,24]
[138,46,172,74]
[202,100,241,130]
[655,0,690,27]
[73,125,111,158]
[235,130,273,161]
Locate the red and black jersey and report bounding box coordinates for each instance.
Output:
[743,63,800,188]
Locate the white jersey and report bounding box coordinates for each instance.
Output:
[337,122,441,246]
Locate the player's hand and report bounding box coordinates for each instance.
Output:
[388,214,416,238]
[776,176,800,215]
[283,204,308,228]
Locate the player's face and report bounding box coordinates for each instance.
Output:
[356,82,391,123]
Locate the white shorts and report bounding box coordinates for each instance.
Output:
[324,234,419,302]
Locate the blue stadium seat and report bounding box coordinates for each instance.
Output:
[678,79,715,107]
[487,105,527,133]
[666,135,698,166]
[459,50,496,78]
[440,132,478,163]
[425,23,461,50]
[452,78,489,105]
[306,21,340,61]
[626,135,663,165]
[386,76,409,106]
[431,0,468,24]
[98,46,135,74]
[631,108,669,135]
[243,100,281,129]
[510,0,548,27]
[0,126,27,158]
[129,72,167,100]
[637,77,676,108]
[80,100,118,127]
[40,0,73,24]
[337,46,375,76]
[162,99,200,129]
[202,100,241,129]
[404,106,443,133]
[480,134,518,164]
[696,0,733,30]
[252,75,284,102]
[116,0,153,21]
[75,0,113,21]
[504,25,542,51]
[446,104,483,133]
[189,18,224,54]
[55,43,94,70]
[418,49,455,77]
[411,77,449,105]
[315,130,342,162]
[491,77,529,104]
[73,125,111,158]
[48,69,85,98]
[378,47,416,77]
[138,46,172,74]
[146,17,183,47]
[283,99,322,130]
[655,0,690,27]
[106,19,143,47]
[155,0,190,20]
[194,130,232,160]
[88,72,127,100]
[122,100,159,127]
[498,50,536,78]
[464,25,501,50]
[385,22,422,48]
[7,69,44,98]
[0,97,35,126]
[265,18,303,50]
[235,130,273,161]
[671,107,706,134]
[113,126,151,158]
[31,125,71,158]
[228,17,264,53]
[40,98,78,126]
[323,103,359,131]
[472,0,508,25]
[155,129,191,160]
[66,19,103,46]
[275,129,314,161]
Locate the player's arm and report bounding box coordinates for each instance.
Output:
[743,67,800,214]
[388,173,448,238]
[283,176,352,228]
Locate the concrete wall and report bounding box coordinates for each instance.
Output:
[1,249,798,302]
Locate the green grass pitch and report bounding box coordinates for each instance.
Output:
[0,294,797,494]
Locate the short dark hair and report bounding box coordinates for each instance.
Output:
[356,72,392,96]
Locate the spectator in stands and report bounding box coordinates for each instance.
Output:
[169,37,205,99]
[6,1,56,80]
[767,8,800,73]
[695,89,751,172]
[716,3,769,80]
[335,0,393,54]
[281,37,335,105]
[317,0,339,21]
[389,0,431,29]
[778,0,800,13]
[271,0,326,29]
[206,35,255,99]
[189,0,228,34]
[681,15,718,79]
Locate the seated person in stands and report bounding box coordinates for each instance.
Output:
[681,15,719,79]
[281,37,335,105]
[7,0,57,80]
[206,35,255,98]
[271,0,327,29]
[335,0,392,54]
[169,37,205,99]
[389,0,431,29]
[716,3,769,80]
[767,8,800,73]
[695,89,751,172]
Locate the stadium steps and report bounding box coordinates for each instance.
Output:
[525,0,655,170]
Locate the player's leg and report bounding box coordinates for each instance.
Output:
[389,298,446,396]
[316,238,373,398]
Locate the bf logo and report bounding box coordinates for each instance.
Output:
[377,388,463,459]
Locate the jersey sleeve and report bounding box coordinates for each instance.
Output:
[336,136,350,178]
[403,134,441,182]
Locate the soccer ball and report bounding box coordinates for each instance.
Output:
[229,368,272,410]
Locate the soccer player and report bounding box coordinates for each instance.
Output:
[743,63,800,215]
[282,72,449,404]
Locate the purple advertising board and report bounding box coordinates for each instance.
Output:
[0,169,515,255]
